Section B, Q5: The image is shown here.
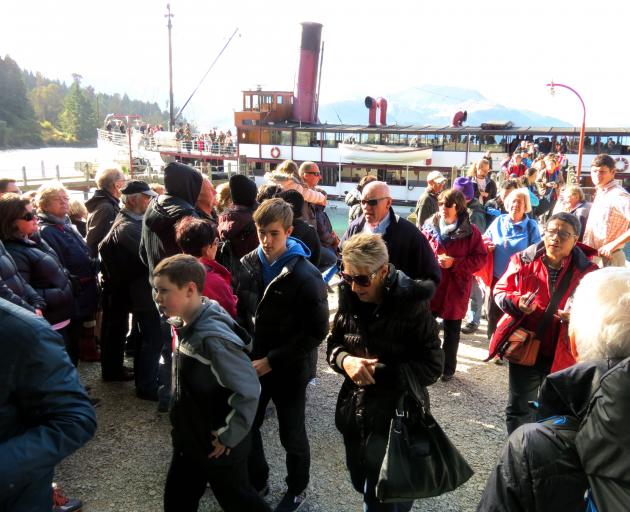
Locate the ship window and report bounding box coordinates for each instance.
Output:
[277,95,283,105]
[360,133,379,144]
[321,131,339,148]
[295,130,317,147]
[269,130,292,145]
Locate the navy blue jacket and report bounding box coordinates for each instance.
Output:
[0,298,96,510]
[38,213,98,319]
[0,240,45,313]
[342,208,441,285]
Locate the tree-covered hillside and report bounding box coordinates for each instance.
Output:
[0,55,170,148]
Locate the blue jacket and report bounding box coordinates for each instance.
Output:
[0,298,96,510]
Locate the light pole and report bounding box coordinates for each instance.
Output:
[166,4,175,131]
[546,81,586,181]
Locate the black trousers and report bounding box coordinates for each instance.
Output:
[248,367,310,495]
[133,308,163,396]
[442,318,463,377]
[506,356,552,434]
[164,450,271,512]
[100,290,129,378]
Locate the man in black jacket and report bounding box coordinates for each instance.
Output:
[342,181,441,285]
[85,167,126,256]
[139,162,215,411]
[236,198,329,512]
[99,181,161,396]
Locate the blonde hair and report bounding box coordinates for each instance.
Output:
[504,188,532,214]
[215,182,232,214]
[341,233,389,271]
[570,268,630,361]
[68,198,88,220]
[35,182,69,212]
[149,183,165,195]
[564,184,585,202]
[253,197,293,230]
[276,160,299,177]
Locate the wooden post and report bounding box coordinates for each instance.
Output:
[41,160,45,178]
[22,166,27,187]
[56,165,60,181]
[84,163,90,181]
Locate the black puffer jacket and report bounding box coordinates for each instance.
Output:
[85,189,120,256]
[4,235,73,325]
[140,162,205,275]
[38,213,98,319]
[0,240,45,313]
[236,250,329,374]
[327,266,443,437]
[477,359,623,512]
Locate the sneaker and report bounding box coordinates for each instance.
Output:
[461,322,479,335]
[440,373,454,382]
[274,492,307,512]
[52,483,82,512]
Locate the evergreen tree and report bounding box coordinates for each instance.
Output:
[59,76,96,143]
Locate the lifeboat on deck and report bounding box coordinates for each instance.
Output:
[338,143,432,165]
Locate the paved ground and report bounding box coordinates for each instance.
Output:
[56,307,509,512]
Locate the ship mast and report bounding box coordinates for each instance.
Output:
[165,4,175,130]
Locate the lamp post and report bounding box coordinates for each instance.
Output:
[546,81,586,181]
[166,4,175,131]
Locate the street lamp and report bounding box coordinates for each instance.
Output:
[546,81,586,181]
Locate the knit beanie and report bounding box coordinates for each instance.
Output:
[229,174,258,208]
[453,177,475,202]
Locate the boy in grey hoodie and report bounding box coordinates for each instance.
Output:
[153,254,270,512]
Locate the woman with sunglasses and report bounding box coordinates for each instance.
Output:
[487,212,598,434]
[0,193,73,337]
[421,189,487,381]
[327,233,443,512]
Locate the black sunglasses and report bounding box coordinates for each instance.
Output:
[339,270,378,287]
[360,197,389,207]
[21,212,37,221]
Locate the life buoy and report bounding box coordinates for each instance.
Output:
[615,156,629,171]
[270,146,281,159]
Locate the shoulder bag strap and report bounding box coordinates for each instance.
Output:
[534,264,574,340]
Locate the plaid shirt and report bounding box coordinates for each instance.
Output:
[583,181,630,249]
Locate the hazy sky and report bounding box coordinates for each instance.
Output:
[3,0,629,128]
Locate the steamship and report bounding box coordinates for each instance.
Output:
[97,22,630,203]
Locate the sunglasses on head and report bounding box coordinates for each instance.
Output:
[339,269,379,287]
[20,212,37,221]
[360,196,389,207]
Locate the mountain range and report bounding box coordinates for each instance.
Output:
[317,85,571,127]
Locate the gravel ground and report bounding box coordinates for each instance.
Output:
[56,291,509,512]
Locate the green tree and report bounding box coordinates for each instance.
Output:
[30,80,65,123]
[59,76,96,143]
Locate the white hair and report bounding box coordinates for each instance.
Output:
[570,268,630,361]
[504,188,532,214]
[96,167,123,190]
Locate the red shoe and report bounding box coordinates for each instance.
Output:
[79,320,101,362]
[52,483,82,512]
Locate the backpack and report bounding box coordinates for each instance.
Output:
[216,221,256,289]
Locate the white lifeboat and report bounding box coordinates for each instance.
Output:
[338,143,432,165]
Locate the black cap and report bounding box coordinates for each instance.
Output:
[121,180,158,197]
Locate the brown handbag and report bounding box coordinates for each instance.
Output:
[503,327,540,366]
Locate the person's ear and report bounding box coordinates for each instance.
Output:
[286,225,293,237]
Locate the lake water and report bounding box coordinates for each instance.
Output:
[0,147,99,180]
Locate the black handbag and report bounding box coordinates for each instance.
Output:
[375,367,474,502]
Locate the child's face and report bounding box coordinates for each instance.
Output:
[256,221,293,262]
[153,275,196,318]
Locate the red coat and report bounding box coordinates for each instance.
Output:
[422,214,487,320]
[198,257,238,319]
[488,242,598,372]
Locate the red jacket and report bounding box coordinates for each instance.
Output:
[488,242,598,372]
[422,214,487,320]
[198,257,238,319]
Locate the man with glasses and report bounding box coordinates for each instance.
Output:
[85,167,127,256]
[341,181,441,285]
[583,154,630,267]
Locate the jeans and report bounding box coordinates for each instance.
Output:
[164,449,271,512]
[133,309,163,396]
[442,319,463,376]
[506,357,552,434]
[248,367,310,495]
[466,278,483,326]
[343,435,414,512]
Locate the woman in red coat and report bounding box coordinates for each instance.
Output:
[422,189,487,381]
[488,212,598,433]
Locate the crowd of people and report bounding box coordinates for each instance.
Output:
[0,150,628,512]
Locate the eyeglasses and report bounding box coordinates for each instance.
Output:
[544,229,577,241]
[304,171,321,176]
[360,197,390,207]
[438,201,455,208]
[339,270,379,287]
[20,212,37,221]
